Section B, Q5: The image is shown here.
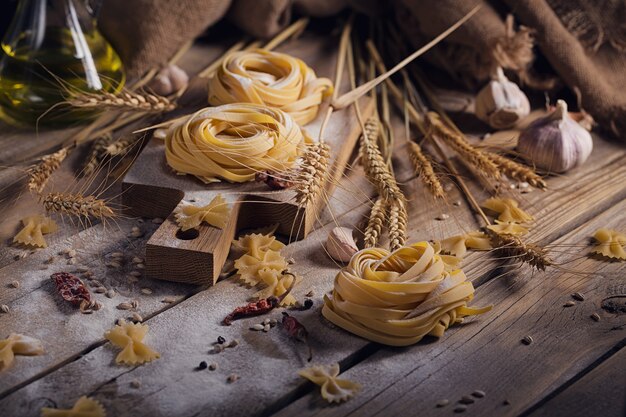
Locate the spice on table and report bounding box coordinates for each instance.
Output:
[216,336,226,345]
[222,273,295,325]
[281,312,312,362]
[209,362,217,371]
[302,299,314,310]
[51,272,98,313]
[197,361,208,370]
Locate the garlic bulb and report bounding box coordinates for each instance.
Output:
[326,227,358,263]
[475,67,530,129]
[517,100,592,173]
[147,64,189,96]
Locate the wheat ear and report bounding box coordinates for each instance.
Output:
[294,143,330,208]
[486,229,552,271]
[105,136,140,158]
[485,151,547,189]
[408,141,444,199]
[43,192,115,220]
[364,198,387,248]
[360,117,403,201]
[69,90,176,113]
[28,148,70,195]
[388,198,408,251]
[81,135,115,178]
[425,112,500,178]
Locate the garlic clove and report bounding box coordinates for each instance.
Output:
[147,64,189,96]
[326,227,358,263]
[517,100,593,173]
[475,67,530,130]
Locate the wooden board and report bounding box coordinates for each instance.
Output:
[122,36,374,285]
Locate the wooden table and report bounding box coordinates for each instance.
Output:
[0,33,625,417]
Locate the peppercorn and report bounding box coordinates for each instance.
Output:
[217,336,226,344]
[197,361,208,370]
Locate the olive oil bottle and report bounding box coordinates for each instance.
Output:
[0,0,125,127]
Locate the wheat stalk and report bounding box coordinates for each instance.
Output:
[105,136,139,158]
[294,142,330,208]
[43,192,115,220]
[486,229,552,271]
[408,141,444,199]
[388,198,408,251]
[69,90,176,113]
[425,112,500,178]
[81,134,115,178]
[28,148,70,195]
[364,198,387,248]
[485,151,547,189]
[360,117,403,201]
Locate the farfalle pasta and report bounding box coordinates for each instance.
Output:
[298,363,361,403]
[0,333,44,370]
[592,228,626,260]
[174,194,230,231]
[13,215,58,248]
[254,268,299,306]
[41,396,105,417]
[487,220,529,236]
[322,242,492,347]
[482,197,533,223]
[104,320,160,365]
[208,49,333,125]
[232,232,285,258]
[164,103,309,184]
[439,231,492,257]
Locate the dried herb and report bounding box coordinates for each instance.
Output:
[282,312,312,361]
[222,273,295,325]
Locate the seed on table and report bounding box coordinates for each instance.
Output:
[95,287,107,294]
[227,374,238,383]
[454,405,467,413]
[131,226,140,233]
[263,324,271,332]
[111,252,124,258]
[305,290,314,297]
[251,324,264,331]
[572,292,585,301]
[128,276,139,283]
[263,318,271,325]
[10,281,20,288]
[197,361,208,370]
[521,335,534,345]
[75,266,89,273]
[106,289,116,298]
[152,218,164,224]
[590,313,601,322]
[67,249,77,257]
[459,395,475,404]
[436,399,449,407]
[130,271,142,277]
[162,296,177,303]
[135,263,145,270]
[453,200,462,207]
[117,302,133,310]
[131,312,143,322]
[132,257,143,264]
[209,362,217,371]
[106,261,122,268]
[269,319,277,327]
[141,288,152,295]
[130,379,141,389]
[1,305,9,313]
[563,301,576,307]
[67,258,77,265]
[212,344,224,354]
[227,339,239,348]
[472,390,486,398]
[436,213,450,221]
[130,300,139,309]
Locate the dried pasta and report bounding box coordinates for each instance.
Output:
[104,319,160,365]
[439,231,492,258]
[164,103,310,184]
[322,242,492,347]
[592,228,626,260]
[41,396,105,417]
[174,194,230,231]
[13,215,58,248]
[486,220,529,236]
[482,197,533,223]
[232,232,285,258]
[208,48,333,125]
[254,268,299,306]
[298,363,361,403]
[0,333,44,371]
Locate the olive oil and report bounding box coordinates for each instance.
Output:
[0,26,124,127]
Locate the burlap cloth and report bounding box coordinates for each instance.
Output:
[96,0,626,139]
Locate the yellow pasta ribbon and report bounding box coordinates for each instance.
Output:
[592,228,626,260]
[208,49,333,125]
[322,242,491,347]
[165,103,310,184]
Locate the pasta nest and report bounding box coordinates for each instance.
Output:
[165,103,310,184]
[322,242,491,347]
[208,48,333,125]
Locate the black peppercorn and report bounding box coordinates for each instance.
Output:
[302,299,314,310]
[197,361,208,370]
[217,336,226,344]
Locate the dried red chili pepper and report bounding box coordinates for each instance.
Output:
[255,171,294,190]
[282,312,312,362]
[51,272,100,313]
[222,271,295,326]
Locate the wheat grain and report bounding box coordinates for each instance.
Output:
[364,198,387,248]
[487,229,552,271]
[408,141,444,199]
[425,112,500,178]
[28,148,70,195]
[294,142,330,208]
[105,136,139,158]
[69,90,176,113]
[485,151,547,189]
[81,134,115,177]
[42,192,115,220]
[360,117,403,201]
[388,198,408,251]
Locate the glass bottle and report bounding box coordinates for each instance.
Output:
[0,0,125,127]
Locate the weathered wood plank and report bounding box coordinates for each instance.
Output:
[527,346,626,417]
[273,196,626,417]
